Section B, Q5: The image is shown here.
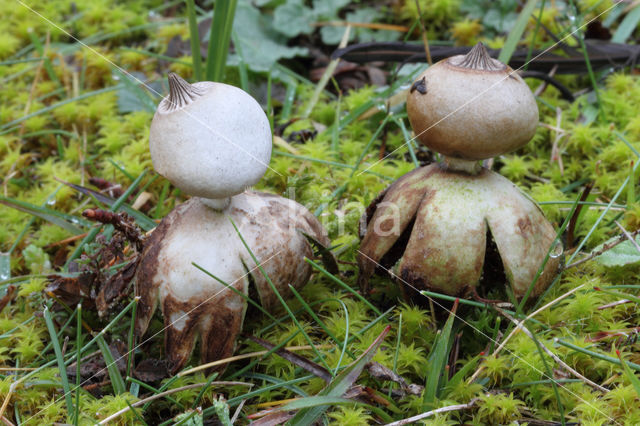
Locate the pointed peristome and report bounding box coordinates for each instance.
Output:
[450,42,505,71]
[166,72,203,112]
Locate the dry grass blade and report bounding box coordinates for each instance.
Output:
[177,345,334,377]
[495,307,608,393]
[468,283,587,384]
[303,25,351,118]
[384,399,479,426]
[97,381,252,425]
[614,221,640,252]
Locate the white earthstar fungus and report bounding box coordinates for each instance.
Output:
[136,74,329,373]
[358,43,562,302]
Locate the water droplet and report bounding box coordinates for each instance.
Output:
[47,198,56,206]
[549,240,563,259]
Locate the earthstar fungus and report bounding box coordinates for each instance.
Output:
[358,43,562,302]
[136,73,328,373]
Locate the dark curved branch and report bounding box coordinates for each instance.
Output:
[519,71,575,102]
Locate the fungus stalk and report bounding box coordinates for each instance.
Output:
[441,156,482,174]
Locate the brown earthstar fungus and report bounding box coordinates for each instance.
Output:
[135,73,329,374]
[358,43,562,302]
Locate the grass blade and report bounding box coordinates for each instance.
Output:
[305,258,382,315]
[0,195,88,234]
[56,178,157,231]
[279,396,393,423]
[423,298,458,408]
[289,325,391,425]
[205,0,238,82]
[229,218,334,374]
[126,377,184,409]
[288,285,356,362]
[616,348,640,397]
[74,304,82,426]
[95,334,126,395]
[0,86,122,131]
[126,296,138,380]
[43,306,74,420]
[27,30,63,92]
[303,26,351,118]
[185,0,203,80]
[498,0,538,64]
[594,287,640,305]
[248,335,331,382]
[192,372,219,409]
[556,339,640,372]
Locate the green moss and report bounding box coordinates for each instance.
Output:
[0,3,639,423]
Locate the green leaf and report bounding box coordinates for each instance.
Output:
[289,325,391,424]
[612,4,640,43]
[312,0,350,18]
[483,10,513,33]
[273,0,316,38]
[231,1,307,72]
[594,235,640,267]
[115,70,157,113]
[320,26,346,45]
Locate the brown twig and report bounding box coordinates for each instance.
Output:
[549,107,565,175]
[533,64,558,97]
[82,209,144,251]
[413,0,432,65]
[0,286,16,314]
[565,228,640,269]
[566,183,593,249]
